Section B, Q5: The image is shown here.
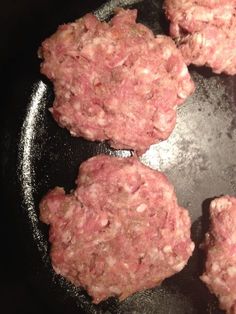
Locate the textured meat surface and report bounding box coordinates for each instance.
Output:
[201,196,236,314]
[40,155,194,304]
[164,0,236,74]
[39,9,194,154]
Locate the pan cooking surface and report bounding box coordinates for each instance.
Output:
[17,0,236,313]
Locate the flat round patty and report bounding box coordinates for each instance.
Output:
[201,196,236,314]
[39,8,194,154]
[164,0,236,74]
[40,155,194,303]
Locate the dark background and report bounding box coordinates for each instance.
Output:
[1,1,105,313]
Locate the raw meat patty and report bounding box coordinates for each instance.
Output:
[164,0,236,75]
[39,8,194,154]
[201,196,236,314]
[40,155,194,303]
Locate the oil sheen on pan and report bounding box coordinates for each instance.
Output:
[17,0,236,313]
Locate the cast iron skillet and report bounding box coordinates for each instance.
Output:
[2,0,236,313]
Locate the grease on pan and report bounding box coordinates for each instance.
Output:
[18,80,48,257]
[94,0,142,20]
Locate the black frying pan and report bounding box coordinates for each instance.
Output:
[1,0,236,313]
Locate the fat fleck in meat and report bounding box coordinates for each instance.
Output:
[164,0,236,75]
[39,9,194,154]
[201,196,236,314]
[40,155,194,304]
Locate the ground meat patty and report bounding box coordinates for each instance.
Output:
[40,155,194,303]
[164,0,236,75]
[201,196,236,314]
[39,8,194,154]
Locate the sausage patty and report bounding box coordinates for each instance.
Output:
[164,0,236,74]
[40,155,194,303]
[201,196,236,314]
[39,8,194,154]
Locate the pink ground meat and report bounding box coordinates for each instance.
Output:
[201,196,236,314]
[39,8,194,154]
[164,0,236,75]
[40,155,194,304]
